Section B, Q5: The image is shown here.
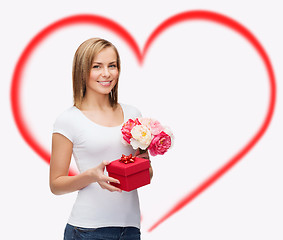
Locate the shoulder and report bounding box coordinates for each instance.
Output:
[53,106,80,143]
[54,106,78,124]
[53,106,82,132]
[120,103,142,118]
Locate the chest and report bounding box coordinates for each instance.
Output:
[73,124,134,169]
[82,108,124,128]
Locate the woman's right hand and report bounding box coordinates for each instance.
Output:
[87,161,122,192]
[50,133,122,195]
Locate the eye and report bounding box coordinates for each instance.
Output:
[92,65,100,69]
[109,64,117,68]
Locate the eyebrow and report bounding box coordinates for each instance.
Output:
[92,61,117,65]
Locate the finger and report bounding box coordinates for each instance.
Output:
[100,175,120,184]
[134,149,140,156]
[137,152,149,159]
[102,160,110,166]
[98,160,110,170]
[99,181,121,192]
[108,176,120,184]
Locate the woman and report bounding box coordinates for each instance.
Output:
[50,38,153,240]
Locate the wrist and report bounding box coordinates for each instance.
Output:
[83,169,96,183]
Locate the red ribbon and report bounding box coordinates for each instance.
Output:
[120,154,136,164]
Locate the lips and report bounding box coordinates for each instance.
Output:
[97,80,112,86]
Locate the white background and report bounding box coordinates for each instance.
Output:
[1,0,283,239]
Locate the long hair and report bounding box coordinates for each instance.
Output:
[72,38,121,108]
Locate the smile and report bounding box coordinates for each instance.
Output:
[97,81,112,86]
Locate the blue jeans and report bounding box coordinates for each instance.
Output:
[64,224,141,240]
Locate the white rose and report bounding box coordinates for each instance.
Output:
[130,125,152,150]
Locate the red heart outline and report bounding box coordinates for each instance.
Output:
[10,10,276,232]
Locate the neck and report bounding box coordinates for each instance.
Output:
[81,92,111,111]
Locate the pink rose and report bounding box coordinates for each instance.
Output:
[139,118,164,135]
[121,118,141,144]
[148,131,172,156]
[149,120,164,135]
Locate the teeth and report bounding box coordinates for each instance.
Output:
[98,81,111,86]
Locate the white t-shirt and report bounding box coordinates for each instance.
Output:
[53,103,142,229]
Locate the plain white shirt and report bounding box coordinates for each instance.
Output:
[53,103,142,228]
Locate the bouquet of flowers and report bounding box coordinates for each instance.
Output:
[121,117,174,156]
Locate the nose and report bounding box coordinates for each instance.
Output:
[101,67,110,78]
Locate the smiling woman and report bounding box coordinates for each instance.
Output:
[72,38,121,109]
[88,47,119,95]
[50,38,153,240]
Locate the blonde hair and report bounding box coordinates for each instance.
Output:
[72,38,121,108]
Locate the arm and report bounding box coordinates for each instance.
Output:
[135,149,153,180]
[149,164,153,179]
[49,133,121,195]
[149,164,153,180]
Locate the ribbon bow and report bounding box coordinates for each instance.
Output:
[119,154,136,164]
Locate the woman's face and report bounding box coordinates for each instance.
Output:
[86,47,119,96]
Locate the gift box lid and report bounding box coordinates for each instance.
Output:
[106,156,150,176]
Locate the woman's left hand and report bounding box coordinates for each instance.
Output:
[134,149,153,179]
[134,149,149,159]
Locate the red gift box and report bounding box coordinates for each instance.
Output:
[106,154,151,192]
